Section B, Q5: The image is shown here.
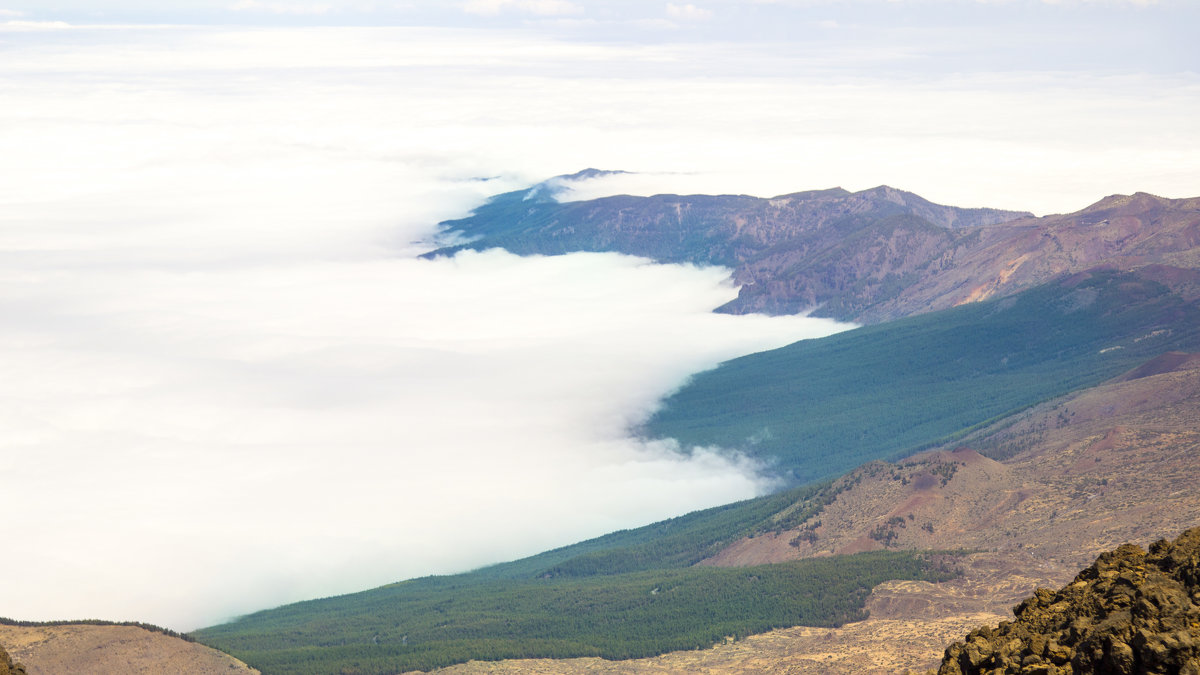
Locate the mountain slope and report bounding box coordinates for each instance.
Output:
[869,192,1200,322]
[428,175,1200,324]
[644,265,1200,483]
[0,623,257,675]
[192,551,956,675]
[424,348,1200,675]
[697,347,1200,573]
[193,267,1200,674]
[426,176,1030,321]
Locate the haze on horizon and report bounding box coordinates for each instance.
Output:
[1,0,1197,630]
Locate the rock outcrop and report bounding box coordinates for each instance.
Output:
[938,527,1200,674]
[0,645,27,675]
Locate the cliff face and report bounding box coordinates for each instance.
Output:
[938,527,1200,675]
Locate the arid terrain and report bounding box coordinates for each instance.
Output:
[0,624,257,675]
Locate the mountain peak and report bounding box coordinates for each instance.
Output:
[1080,191,1171,214]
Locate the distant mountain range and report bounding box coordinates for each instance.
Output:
[428,172,1200,323]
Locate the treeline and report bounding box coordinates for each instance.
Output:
[0,617,194,642]
[534,481,833,579]
[193,551,958,675]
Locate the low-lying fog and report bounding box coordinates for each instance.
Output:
[2,20,1196,629]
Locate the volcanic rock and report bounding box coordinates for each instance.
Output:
[937,527,1200,674]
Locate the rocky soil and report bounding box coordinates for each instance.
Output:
[0,624,258,675]
[938,526,1200,674]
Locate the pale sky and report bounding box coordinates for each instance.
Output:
[0,0,1196,631]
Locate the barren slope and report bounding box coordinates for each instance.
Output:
[871,193,1200,321]
[0,624,258,675]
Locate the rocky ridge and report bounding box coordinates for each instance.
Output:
[430,174,1200,323]
[938,526,1200,675]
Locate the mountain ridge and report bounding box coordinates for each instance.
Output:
[427,173,1200,323]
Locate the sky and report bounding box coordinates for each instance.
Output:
[1,0,1197,631]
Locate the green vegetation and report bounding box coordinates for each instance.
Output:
[478,481,831,581]
[644,269,1200,484]
[428,187,760,267]
[194,551,957,675]
[0,617,193,642]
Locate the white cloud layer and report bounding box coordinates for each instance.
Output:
[0,21,1197,631]
[462,0,583,16]
[229,1,334,14]
[0,25,853,630]
[666,3,713,20]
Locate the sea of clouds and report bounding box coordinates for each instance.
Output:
[1,22,1197,630]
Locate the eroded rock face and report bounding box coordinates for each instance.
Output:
[0,645,27,675]
[938,527,1200,675]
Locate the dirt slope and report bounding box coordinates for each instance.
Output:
[0,624,258,675]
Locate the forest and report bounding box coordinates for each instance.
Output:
[645,268,1200,483]
[194,551,958,675]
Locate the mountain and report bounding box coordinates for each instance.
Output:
[418,344,1200,675]
[937,526,1200,674]
[427,175,1200,324]
[425,176,1031,320]
[694,346,1200,571]
[69,179,1200,674]
[191,345,1200,674]
[180,180,1200,674]
[873,192,1200,322]
[191,269,1200,673]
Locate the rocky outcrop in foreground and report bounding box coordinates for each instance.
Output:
[0,645,26,675]
[938,527,1200,674]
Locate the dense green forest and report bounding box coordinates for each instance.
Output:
[471,481,835,581]
[194,551,957,675]
[645,268,1200,483]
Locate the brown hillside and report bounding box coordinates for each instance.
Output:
[0,624,258,675]
[869,193,1200,321]
[704,351,1200,572]
[437,180,1200,322]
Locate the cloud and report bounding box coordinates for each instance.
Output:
[462,0,583,16]
[229,0,334,14]
[1,19,69,29]
[0,25,854,630]
[666,2,714,20]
